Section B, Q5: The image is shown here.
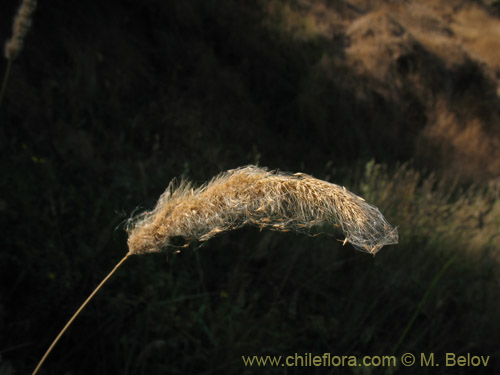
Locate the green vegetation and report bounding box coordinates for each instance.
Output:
[1,0,499,374]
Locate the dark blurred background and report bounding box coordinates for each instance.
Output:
[1,0,499,374]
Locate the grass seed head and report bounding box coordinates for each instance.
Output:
[127,166,398,255]
[4,0,37,61]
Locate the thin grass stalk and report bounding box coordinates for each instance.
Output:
[0,60,13,107]
[32,254,131,375]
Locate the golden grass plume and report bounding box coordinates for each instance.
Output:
[1,0,37,107]
[4,0,37,61]
[127,165,398,255]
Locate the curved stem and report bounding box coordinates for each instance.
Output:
[32,253,131,375]
[0,59,13,108]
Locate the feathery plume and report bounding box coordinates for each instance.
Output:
[127,165,398,255]
[1,0,37,107]
[4,0,37,61]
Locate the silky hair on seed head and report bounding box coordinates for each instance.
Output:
[127,165,398,255]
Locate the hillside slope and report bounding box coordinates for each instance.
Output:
[272,0,500,180]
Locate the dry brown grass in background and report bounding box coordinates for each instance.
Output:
[452,5,500,70]
[361,161,500,259]
[127,165,398,255]
[419,98,500,181]
[275,0,500,181]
